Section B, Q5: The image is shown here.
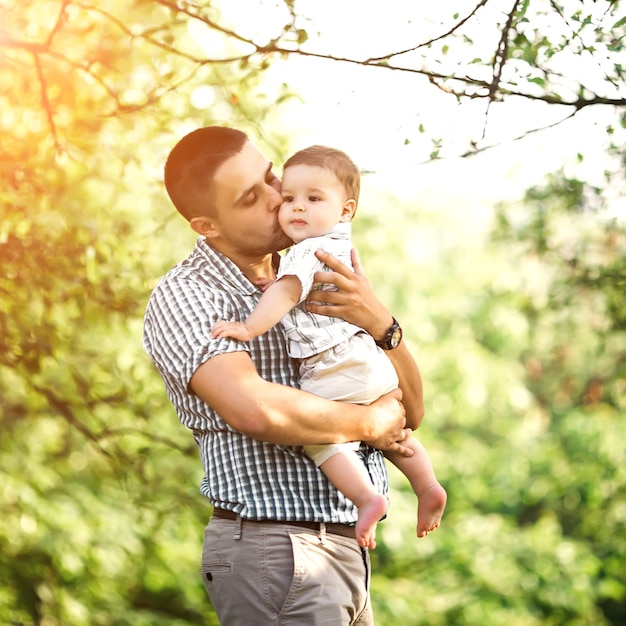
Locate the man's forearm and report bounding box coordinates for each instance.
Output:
[231,382,382,445]
[385,342,424,430]
[190,352,405,446]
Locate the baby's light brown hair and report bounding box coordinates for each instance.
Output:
[283,145,361,206]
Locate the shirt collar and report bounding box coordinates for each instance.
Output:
[326,222,352,239]
[193,236,259,296]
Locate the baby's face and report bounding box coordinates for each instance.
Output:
[278,164,352,244]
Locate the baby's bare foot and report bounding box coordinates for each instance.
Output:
[417,482,447,538]
[356,493,388,549]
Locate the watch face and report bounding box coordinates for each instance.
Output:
[390,328,402,348]
[376,319,402,350]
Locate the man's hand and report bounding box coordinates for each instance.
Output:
[308,248,426,432]
[381,427,415,457]
[361,389,414,457]
[305,248,393,341]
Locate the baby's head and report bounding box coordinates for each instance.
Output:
[279,146,361,244]
[283,145,360,208]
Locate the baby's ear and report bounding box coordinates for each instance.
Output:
[341,198,357,221]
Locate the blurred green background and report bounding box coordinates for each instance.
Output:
[1,1,624,624]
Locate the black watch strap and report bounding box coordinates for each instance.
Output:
[375,317,403,350]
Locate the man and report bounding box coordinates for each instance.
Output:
[143,126,424,625]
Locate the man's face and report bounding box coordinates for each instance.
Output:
[210,141,292,256]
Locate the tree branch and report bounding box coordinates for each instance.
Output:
[548,0,623,93]
[32,383,115,460]
[33,55,61,153]
[2,0,624,159]
[365,0,491,63]
[459,109,580,158]
[480,0,523,140]
[152,0,266,50]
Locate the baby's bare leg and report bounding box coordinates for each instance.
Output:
[387,437,447,537]
[319,452,388,549]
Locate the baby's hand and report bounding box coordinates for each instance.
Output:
[211,320,253,342]
[254,276,275,292]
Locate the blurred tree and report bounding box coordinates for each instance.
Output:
[351,172,625,625]
[487,174,626,625]
[1,0,624,625]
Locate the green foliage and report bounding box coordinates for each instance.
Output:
[353,174,626,625]
[1,1,624,625]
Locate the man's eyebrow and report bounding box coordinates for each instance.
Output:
[234,162,274,206]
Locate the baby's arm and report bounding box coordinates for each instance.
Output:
[211,275,302,341]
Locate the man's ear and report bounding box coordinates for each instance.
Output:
[190,215,219,238]
[340,199,357,221]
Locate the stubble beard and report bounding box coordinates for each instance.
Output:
[267,222,293,254]
[243,228,292,257]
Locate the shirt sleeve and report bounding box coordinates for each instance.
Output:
[144,274,249,392]
[276,238,326,303]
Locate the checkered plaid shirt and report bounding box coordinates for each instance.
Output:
[143,236,388,522]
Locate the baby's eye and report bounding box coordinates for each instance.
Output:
[308,195,320,202]
[282,195,294,203]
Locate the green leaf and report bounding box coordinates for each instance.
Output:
[614,16,626,29]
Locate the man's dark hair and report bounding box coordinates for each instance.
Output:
[164,126,248,221]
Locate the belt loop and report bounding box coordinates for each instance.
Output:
[318,522,327,544]
[234,515,242,541]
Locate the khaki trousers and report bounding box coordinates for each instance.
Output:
[202,516,374,625]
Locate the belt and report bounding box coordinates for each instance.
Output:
[212,507,356,539]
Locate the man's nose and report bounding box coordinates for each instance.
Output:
[268,186,283,211]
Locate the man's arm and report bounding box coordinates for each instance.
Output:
[189,350,412,449]
[383,343,424,430]
[305,248,424,430]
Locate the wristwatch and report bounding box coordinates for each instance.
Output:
[375,318,403,350]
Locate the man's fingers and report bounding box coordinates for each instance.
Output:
[350,248,366,277]
[307,288,341,305]
[398,427,412,443]
[311,272,352,293]
[389,441,415,457]
[314,248,353,278]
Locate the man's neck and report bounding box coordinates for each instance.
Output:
[243,255,277,283]
[206,238,277,283]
